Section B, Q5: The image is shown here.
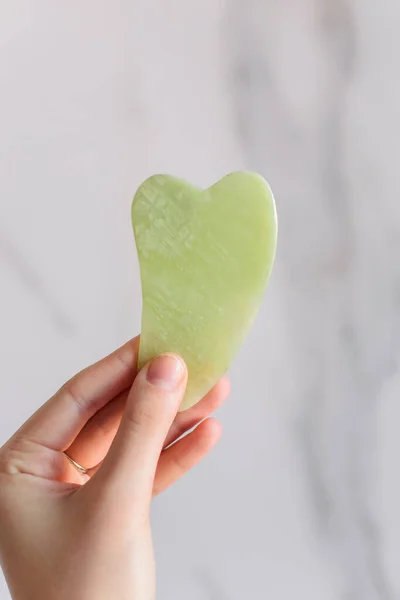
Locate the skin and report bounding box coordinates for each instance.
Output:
[0,336,229,600]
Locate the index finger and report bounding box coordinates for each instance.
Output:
[14,337,139,451]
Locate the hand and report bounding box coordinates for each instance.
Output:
[0,337,229,600]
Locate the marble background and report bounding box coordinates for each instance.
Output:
[1,1,399,598]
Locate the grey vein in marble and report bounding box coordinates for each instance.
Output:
[225,0,393,598]
[0,231,74,334]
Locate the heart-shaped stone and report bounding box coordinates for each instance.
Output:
[131,171,277,411]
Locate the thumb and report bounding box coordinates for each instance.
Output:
[87,353,187,509]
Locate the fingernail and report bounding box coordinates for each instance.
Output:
[146,354,185,391]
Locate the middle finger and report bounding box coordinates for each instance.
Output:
[65,377,230,471]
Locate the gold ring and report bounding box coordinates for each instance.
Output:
[63,452,88,475]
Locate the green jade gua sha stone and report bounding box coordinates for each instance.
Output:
[132,171,277,411]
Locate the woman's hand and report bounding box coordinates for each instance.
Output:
[0,337,229,600]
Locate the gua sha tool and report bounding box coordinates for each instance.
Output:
[132,171,277,411]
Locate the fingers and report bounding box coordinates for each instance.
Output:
[15,337,139,451]
[153,418,222,496]
[85,354,187,508]
[65,376,229,471]
[65,389,128,469]
[164,376,229,447]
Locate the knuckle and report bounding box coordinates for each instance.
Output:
[125,401,159,432]
[125,384,176,434]
[113,348,134,372]
[169,449,188,475]
[0,437,27,476]
[60,377,86,414]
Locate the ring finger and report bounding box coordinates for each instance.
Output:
[65,377,230,471]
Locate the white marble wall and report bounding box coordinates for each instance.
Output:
[1,2,399,599]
